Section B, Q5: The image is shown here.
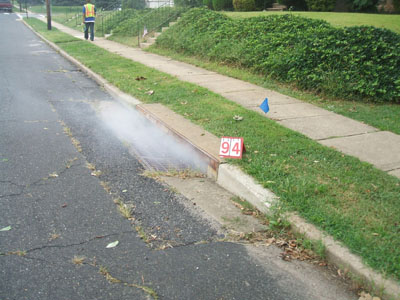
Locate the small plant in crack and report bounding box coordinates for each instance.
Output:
[62,123,72,137]
[113,197,134,220]
[61,123,82,152]
[7,251,26,257]
[98,265,122,283]
[66,157,78,169]
[49,233,60,241]
[72,255,86,265]
[86,162,96,171]
[100,181,112,194]
[135,226,151,244]
[97,265,158,299]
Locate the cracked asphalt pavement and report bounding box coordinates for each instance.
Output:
[0,13,359,300]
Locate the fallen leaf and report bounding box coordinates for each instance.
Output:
[135,76,146,81]
[358,292,374,300]
[145,90,154,95]
[122,189,127,193]
[0,226,11,231]
[265,237,275,246]
[61,203,67,208]
[106,241,119,248]
[233,115,243,121]
[49,172,59,178]
[1,158,8,162]
[91,170,102,177]
[180,101,188,105]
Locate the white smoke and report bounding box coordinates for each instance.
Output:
[98,101,208,174]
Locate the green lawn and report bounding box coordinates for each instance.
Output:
[28,5,81,15]
[223,11,400,34]
[25,18,400,286]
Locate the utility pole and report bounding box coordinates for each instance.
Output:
[46,0,51,30]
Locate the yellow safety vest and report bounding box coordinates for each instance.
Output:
[84,4,95,18]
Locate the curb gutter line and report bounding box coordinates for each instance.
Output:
[22,18,400,300]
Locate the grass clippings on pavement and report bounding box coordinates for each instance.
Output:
[26,18,400,283]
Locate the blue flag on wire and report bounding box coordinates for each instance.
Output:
[260,98,269,114]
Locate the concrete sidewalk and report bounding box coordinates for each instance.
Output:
[46,19,400,179]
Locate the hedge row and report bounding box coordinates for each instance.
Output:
[155,8,400,103]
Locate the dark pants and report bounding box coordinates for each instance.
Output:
[84,22,95,41]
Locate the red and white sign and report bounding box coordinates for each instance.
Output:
[219,137,244,159]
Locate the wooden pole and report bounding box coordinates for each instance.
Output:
[46,0,51,30]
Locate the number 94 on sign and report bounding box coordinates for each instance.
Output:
[219,137,245,159]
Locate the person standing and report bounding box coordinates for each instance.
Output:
[82,0,96,41]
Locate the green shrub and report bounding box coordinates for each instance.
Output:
[203,0,213,8]
[305,0,335,10]
[212,0,233,10]
[352,0,378,11]
[394,0,400,12]
[233,0,256,11]
[155,8,400,103]
[174,0,203,6]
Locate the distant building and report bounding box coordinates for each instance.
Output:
[145,0,174,8]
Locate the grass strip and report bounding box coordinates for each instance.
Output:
[26,18,400,282]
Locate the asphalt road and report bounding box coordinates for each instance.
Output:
[0,12,357,300]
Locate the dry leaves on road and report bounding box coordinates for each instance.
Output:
[358,291,381,300]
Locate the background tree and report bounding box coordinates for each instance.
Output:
[233,0,255,11]
[212,0,233,10]
[174,0,203,7]
[122,0,145,9]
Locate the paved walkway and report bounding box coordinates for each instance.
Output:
[46,18,400,179]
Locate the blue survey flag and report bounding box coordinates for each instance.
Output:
[260,98,269,114]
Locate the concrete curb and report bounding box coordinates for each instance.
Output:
[217,164,277,214]
[23,18,400,300]
[288,214,400,300]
